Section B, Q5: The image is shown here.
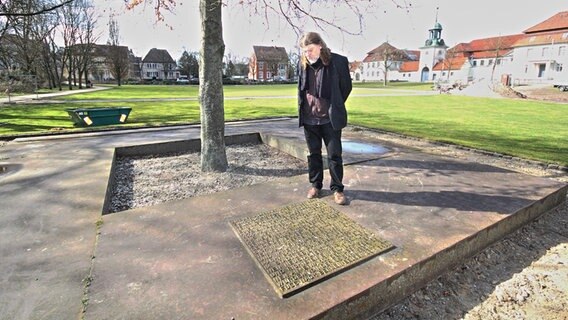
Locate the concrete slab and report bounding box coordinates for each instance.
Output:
[86,131,566,319]
[0,118,565,320]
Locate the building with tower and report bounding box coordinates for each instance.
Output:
[418,21,448,82]
[357,10,568,86]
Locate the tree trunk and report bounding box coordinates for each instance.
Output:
[198,0,227,172]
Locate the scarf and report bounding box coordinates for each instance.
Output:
[305,58,332,100]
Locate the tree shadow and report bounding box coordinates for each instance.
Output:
[348,189,534,213]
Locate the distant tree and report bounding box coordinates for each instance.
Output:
[106,16,128,85]
[178,50,199,78]
[74,0,97,88]
[489,36,505,82]
[233,58,249,76]
[442,48,458,81]
[225,60,235,78]
[378,43,405,86]
[287,49,299,80]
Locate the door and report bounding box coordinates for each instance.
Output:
[538,64,546,78]
[421,67,430,82]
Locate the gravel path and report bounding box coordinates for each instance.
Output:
[109,127,567,320]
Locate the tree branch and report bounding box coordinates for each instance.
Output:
[0,0,76,17]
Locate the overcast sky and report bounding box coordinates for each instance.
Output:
[96,0,567,62]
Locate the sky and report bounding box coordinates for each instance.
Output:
[95,0,567,62]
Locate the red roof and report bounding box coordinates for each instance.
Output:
[513,31,568,47]
[524,11,568,34]
[432,57,468,71]
[399,61,419,72]
[349,61,362,72]
[467,34,526,52]
[362,42,419,63]
[471,50,511,59]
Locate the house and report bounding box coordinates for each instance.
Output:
[360,42,421,83]
[349,61,362,81]
[248,46,289,81]
[141,48,179,81]
[128,52,142,81]
[87,44,131,82]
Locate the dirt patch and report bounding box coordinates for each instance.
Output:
[510,84,568,103]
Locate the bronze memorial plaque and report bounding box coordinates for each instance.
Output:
[230,199,394,298]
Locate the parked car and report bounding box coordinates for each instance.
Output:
[553,82,568,91]
[176,76,190,84]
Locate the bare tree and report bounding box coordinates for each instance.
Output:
[287,49,299,80]
[489,36,505,82]
[58,0,82,90]
[106,16,128,86]
[74,0,98,88]
[127,0,402,172]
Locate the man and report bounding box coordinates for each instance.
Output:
[297,32,352,205]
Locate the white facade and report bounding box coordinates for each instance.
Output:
[511,42,568,85]
[356,12,568,86]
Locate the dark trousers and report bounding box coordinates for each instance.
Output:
[303,123,344,192]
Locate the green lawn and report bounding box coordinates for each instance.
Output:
[1,84,566,166]
[347,95,568,166]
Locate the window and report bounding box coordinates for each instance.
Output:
[450,72,454,76]
[496,58,501,65]
[542,47,549,57]
[488,59,493,65]
[524,65,528,73]
[432,73,437,80]
[556,64,563,72]
[472,60,477,67]
[258,62,264,70]
[480,60,485,66]
[372,62,375,68]
[527,48,533,57]
[559,46,567,56]
[402,73,406,77]
[442,71,446,76]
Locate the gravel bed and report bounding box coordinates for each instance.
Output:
[108,143,306,213]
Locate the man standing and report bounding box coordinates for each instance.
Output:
[298,32,352,205]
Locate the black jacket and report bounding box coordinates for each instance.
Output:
[298,52,352,130]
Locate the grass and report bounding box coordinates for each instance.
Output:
[1,84,566,166]
[347,95,568,166]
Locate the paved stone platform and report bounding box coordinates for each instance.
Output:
[0,118,566,320]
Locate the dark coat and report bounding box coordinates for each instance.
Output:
[298,52,352,130]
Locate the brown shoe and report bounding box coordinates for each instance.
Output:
[334,191,347,205]
[307,187,320,199]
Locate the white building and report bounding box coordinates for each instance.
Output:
[509,11,568,85]
[356,11,568,86]
[141,48,179,81]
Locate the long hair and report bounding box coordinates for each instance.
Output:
[299,32,332,69]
